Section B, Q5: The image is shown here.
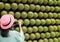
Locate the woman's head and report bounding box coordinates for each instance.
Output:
[0,14,14,29]
[0,14,14,37]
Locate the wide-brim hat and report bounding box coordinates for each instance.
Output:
[1,14,14,29]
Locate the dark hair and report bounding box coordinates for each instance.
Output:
[1,29,9,37]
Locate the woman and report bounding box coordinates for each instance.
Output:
[0,14,24,42]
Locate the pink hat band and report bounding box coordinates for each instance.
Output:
[0,14,14,29]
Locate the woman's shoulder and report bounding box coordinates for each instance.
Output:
[9,30,24,36]
[9,30,18,37]
[9,30,18,33]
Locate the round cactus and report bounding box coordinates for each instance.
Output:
[18,3,24,10]
[41,19,46,25]
[27,27,33,33]
[38,0,43,4]
[57,0,60,6]
[22,26,27,33]
[30,19,35,25]
[43,0,48,5]
[4,3,11,10]
[30,33,36,40]
[38,12,44,18]
[38,39,43,42]
[48,26,54,32]
[53,0,57,5]
[30,4,35,11]
[45,6,51,12]
[21,0,27,3]
[21,12,27,18]
[58,38,60,42]
[27,11,34,18]
[28,40,32,42]
[25,33,30,40]
[55,19,60,25]
[35,19,41,25]
[15,27,19,32]
[43,13,48,18]
[33,12,38,18]
[0,2,4,9]
[33,26,38,33]
[48,39,53,42]
[24,19,30,26]
[48,12,53,18]
[46,19,51,25]
[53,13,57,18]
[33,0,38,4]
[48,0,53,5]
[45,32,51,38]
[43,26,48,32]
[51,19,56,25]
[50,32,56,38]
[9,11,14,16]
[53,25,58,31]
[33,40,37,42]
[53,38,58,42]
[40,33,45,38]
[57,25,60,31]
[1,11,7,16]
[24,4,30,11]
[57,13,60,18]
[38,26,43,32]
[11,3,18,10]
[35,33,40,39]
[55,32,59,37]
[40,6,45,11]
[43,38,48,42]
[55,6,60,12]
[27,0,33,3]
[35,5,40,11]
[50,6,55,12]
[15,12,20,19]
